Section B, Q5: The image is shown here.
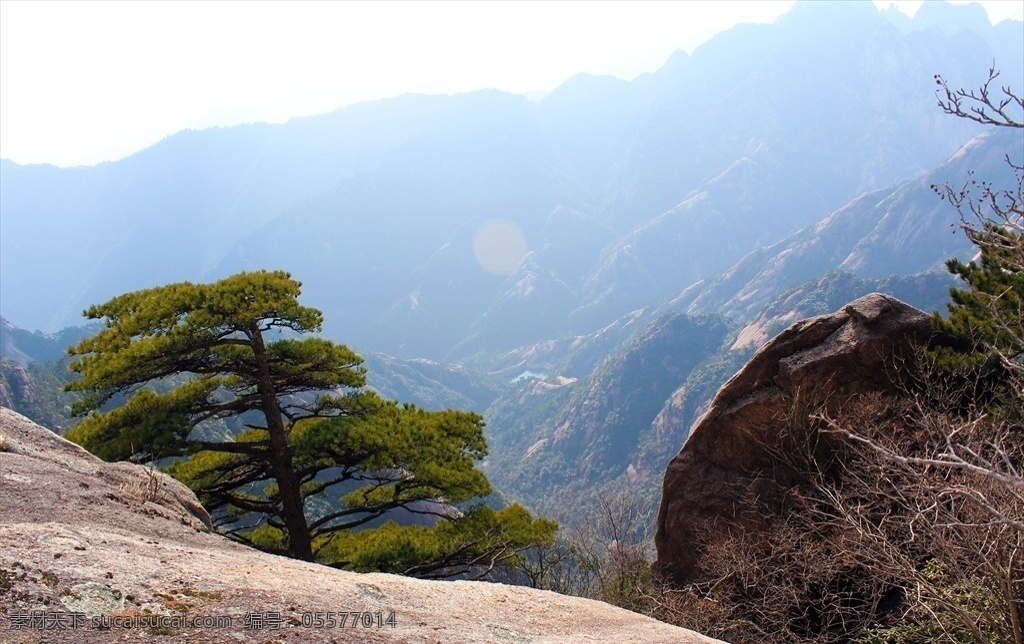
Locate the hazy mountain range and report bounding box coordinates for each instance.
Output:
[2,0,1021,522]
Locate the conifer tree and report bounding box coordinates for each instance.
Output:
[66,270,555,570]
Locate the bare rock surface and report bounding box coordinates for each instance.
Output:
[654,293,933,584]
[0,407,718,643]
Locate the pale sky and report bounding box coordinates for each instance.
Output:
[1,1,1021,168]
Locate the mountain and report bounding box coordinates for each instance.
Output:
[4,123,1016,529]
[476,269,953,523]
[0,317,99,367]
[2,1,1020,365]
[362,352,503,413]
[2,1,1022,533]
[664,127,1019,327]
[475,123,1017,521]
[481,313,731,521]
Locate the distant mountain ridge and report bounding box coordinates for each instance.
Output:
[2,1,1020,365]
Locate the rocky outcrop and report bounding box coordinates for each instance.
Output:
[0,408,718,643]
[0,363,33,411]
[654,293,933,585]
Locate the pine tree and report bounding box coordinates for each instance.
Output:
[933,222,1023,367]
[66,270,555,570]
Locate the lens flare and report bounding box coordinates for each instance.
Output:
[473,220,528,275]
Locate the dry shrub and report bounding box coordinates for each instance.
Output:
[651,382,1022,643]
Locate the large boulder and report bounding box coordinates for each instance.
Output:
[0,407,718,643]
[653,293,933,584]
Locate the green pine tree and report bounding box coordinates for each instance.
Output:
[65,270,554,572]
[932,223,1023,368]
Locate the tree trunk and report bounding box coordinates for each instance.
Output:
[248,325,314,561]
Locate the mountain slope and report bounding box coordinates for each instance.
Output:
[482,313,731,520]
[666,127,1021,325]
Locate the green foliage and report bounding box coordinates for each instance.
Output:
[64,270,554,573]
[946,229,1023,345]
[319,504,557,578]
[931,223,1024,371]
[66,271,359,431]
[249,524,286,550]
[286,402,493,535]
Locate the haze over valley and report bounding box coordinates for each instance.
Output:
[3,0,1022,516]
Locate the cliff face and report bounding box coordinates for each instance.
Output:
[653,293,933,584]
[0,363,33,411]
[0,361,77,434]
[0,408,717,643]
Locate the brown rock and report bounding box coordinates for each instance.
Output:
[653,293,933,585]
[0,407,719,643]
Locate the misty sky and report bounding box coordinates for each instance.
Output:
[1,1,1021,168]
